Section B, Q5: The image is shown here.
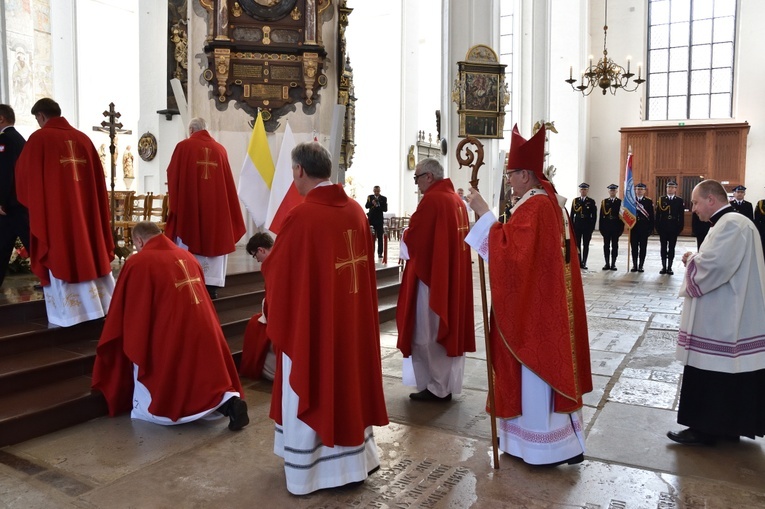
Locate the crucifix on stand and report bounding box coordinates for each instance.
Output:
[93,102,133,260]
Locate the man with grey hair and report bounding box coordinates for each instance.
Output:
[396,158,475,403]
[261,142,388,494]
[165,117,245,299]
[668,179,765,445]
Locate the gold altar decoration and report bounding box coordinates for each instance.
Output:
[451,45,509,139]
[336,0,355,172]
[198,0,331,128]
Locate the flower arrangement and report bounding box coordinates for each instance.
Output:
[7,237,31,274]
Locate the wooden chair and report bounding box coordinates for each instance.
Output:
[388,217,399,241]
[398,216,410,239]
[147,193,167,231]
[124,194,150,243]
[110,190,135,245]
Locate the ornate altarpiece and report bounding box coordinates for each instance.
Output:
[197,0,331,129]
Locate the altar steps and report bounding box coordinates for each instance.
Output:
[0,265,401,447]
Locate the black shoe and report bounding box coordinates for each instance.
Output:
[630,266,638,272]
[409,389,452,402]
[33,284,43,290]
[638,267,644,273]
[667,428,716,445]
[206,285,219,300]
[602,264,611,270]
[660,268,667,274]
[222,396,249,431]
[581,265,588,270]
[609,265,617,271]
[667,269,674,275]
[538,453,585,467]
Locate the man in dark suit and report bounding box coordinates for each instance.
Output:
[755,193,765,255]
[630,183,654,272]
[570,182,597,269]
[0,104,28,287]
[599,184,623,271]
[365,185,388,259]
[655,180,685,275]
[729,185,754,221]
[691,211,710,250]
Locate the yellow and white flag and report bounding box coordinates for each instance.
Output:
[238,112,274,227]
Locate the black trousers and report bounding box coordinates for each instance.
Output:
[659,232,679,266]
[370,221,384,257]
[630,232,648,268]
[574,229,593,265]
[602,232,620,262]
[0,207,31,287]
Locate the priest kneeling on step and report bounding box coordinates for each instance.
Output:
[92,221,248,431]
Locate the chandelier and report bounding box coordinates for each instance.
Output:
[565,0,645,96]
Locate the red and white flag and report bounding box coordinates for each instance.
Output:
[265,122,303,234]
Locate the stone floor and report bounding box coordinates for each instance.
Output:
[2,237,765,508]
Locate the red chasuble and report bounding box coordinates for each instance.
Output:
[92,234,243,420]
[165,130,246,257]
[15,117,114,286]
[239,305,272,379]
[396,178,475,357]
[263,184,389,448]
[489,193,592,417]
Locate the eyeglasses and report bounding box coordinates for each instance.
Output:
[504,169,524,180]
[413,172,430,182]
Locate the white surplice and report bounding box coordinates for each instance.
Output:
[175,237,228,287]
[43,271,114,327]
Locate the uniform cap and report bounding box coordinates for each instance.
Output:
[579,183,590,189]
[635,183,647,189]
[667,180,678,186]
[733,185,746,191]
[607,184,618,190]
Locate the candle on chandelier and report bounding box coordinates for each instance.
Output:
[626,57,631,74]
[570,66,573,79]
[638,64,642,79]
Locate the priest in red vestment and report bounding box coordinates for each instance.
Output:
[239,232,276,381]
[165,117,246,299]
[466,124,592,467]
[92,221,248,431]
[262,142,388,495]
[396,158,475,402]
[15,98,114,327]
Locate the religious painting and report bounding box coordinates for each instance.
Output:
[452,45,509,139]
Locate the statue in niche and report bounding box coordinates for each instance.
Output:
[123,146,134,179]
[99,144,108,177]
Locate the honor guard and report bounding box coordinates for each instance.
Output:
[729,185,754,221]
[655,180,685,275]
[599,184,624,270]
[570,183,597,269]
[630,183,654,272]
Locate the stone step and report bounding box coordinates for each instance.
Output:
[0,264,401,447]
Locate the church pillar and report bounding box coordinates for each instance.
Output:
[443,0,501,212]
[50,0,79,125]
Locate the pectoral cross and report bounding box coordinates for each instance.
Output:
[335,229,367,294]
[174,259,203,304]
[60,140,86,181]
[456,206,469,250]
[197,147,218,179]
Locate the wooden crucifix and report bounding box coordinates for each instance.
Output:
[93,103,133,259]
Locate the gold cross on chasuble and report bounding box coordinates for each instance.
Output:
[174,259,203,304]
[60,140,86,181]
[197,147,218,179]
[456,205,469,250]
[335,229,367,294]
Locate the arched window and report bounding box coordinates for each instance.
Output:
[647,0,737,120]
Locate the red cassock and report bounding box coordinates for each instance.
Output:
[488,194,593,417]
[165,130,246,257]
[91,234,244,421]
[14,117,114,286]
[396,178,476,357]
[262,184,389,448]
[239,305,272,379]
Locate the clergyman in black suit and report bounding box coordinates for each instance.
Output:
[0,104,29,287]
[365,185,388,259]
[630,182,654,272]
[570,182,597,269]
[729,185,754,221]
